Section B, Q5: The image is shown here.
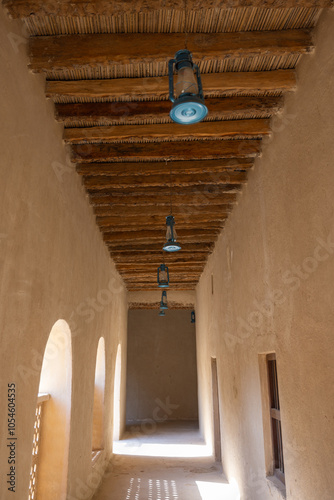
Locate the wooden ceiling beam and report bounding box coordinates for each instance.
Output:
[95,211,230,223]
[4,1,332,19]
[93,201,234,213]
[93,205,231,217]
[96,217,228,229]
[118,261,205,267]
[120,274,203,280]
[127,286,196,291]
[57,97,282,125]
[64,119,270,144]
[90,197,237,209]
[83,171,247,190]
[117,262,205,269]
[127,303,194,310]
[125,285,198,290]
[77,159,254,176]
[125,278,197,283]
[87,180,241,195]
[122,277,200,284]
[116,263,206,269]
[102,228,219,242]
[112,252,208,262]
[89,187,241,201]
[29,30,312,72]
[122,273,200,280]
[126,276,197,280]
[90,184,240,197]
[93,206,233,219]
[45,71,296,100]
[121,270,202,275]
[71,139,261,162]
[116,258,206,272]
[107,236,218,245]
[120,269,203,285]
[107,242,214,252]
[122,277,201,282]
[112,256,208,268]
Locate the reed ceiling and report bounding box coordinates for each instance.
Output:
[3,0,332,291]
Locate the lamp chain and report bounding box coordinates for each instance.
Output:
[184,0,188,50]
[170,161,173,216]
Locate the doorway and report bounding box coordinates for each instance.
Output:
[211,357,222,462]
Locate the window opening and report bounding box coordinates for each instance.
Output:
[267,353,285,483]
[28,394,49,500]
[92,337,106,461]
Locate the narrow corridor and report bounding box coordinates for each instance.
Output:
[92,422,238,500]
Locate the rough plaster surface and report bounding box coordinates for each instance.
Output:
[0,8,128,500]
[195,10,334,500]
[126,310,198,423]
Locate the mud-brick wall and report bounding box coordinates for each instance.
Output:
[126,310,198,423]
[196,10,334,500]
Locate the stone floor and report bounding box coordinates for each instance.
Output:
[92,422,239,500]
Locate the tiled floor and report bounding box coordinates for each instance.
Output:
[92,422,239,500]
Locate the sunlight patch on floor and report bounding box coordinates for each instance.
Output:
[113,440,212,458]
[196,479,240,500]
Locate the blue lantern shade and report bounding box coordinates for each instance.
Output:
[157,264,169,288]
[163,215,181,252]
[160,290,168,310]
[191,310,196,323]
[168,49,208,125]
[159,309,166,317]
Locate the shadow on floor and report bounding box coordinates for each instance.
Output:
[92,421,240,500]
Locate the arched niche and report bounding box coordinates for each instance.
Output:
[37,319,72,500]
[92,337,106,454]
[113,344,122,441]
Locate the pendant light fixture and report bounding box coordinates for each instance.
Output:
[191,310,196,323]
[168,50,208,125]
[164,215,181,252]
[157,263,169,288]
[168,2,207,125]
[160,290,168,310]
[163,161,182,252]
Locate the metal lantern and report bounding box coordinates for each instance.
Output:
[160,290,168,310]
[168,49,208,125]
[191,310,196,323]
[159,309,166,317]
[163,215,181,252]
[157,263,169,288]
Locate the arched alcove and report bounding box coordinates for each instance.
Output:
[113,344,122,441]
[36,319,72,500]
[92,337,106,456]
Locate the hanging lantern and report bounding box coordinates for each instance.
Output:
[191,310,196,323]
[168,49,208,125]
[157,264,169,288]
[163,215,181,252]
[160,290,168,310]
[159,309,166,317]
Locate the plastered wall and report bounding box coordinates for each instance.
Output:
[0,8,128,500]
[196,10,334,500]
[126,310,198,423]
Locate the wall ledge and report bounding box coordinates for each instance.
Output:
[267,475,286,499]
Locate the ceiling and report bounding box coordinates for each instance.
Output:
[3,0,330,291]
